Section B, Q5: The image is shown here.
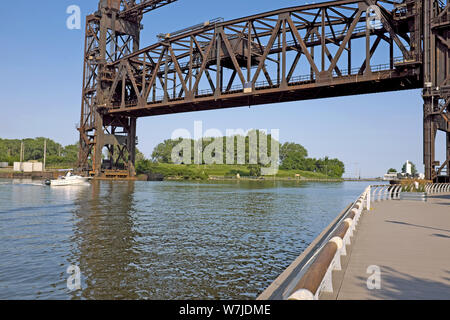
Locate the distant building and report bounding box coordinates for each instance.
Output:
[383,173,399,181]
[406,160,412,175]
[13,162,43,173]
[383,171,425,181]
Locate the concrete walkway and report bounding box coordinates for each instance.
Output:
[322,194,450,300]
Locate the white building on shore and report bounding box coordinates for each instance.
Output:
[13,162,43,173]
[383,160,425,181]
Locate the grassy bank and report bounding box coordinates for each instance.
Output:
[137,163,340,181]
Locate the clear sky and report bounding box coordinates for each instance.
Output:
[0,0,447,177]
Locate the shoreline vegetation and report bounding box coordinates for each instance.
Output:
[0,167,382,182]
[137,132,345,181]
[135,163,342,182]
[1,134,347,182]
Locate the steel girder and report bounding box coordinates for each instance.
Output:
[78,0,450,181]
[423,0,450,182]
[102,0,422,119]
[119,0,179,19]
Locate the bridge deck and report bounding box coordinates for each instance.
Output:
[322,194,450,300]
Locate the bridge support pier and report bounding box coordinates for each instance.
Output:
[447,133,450,178]
[422,0,450,183]
[423,97,437,181]
[127,117,137,177]
[92,116,137,178]
[423,95,450,182]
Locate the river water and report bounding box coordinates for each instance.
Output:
[0,179,374,300]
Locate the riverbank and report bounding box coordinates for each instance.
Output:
[163,175,345,182]
[0,168,62,180]
[137,163,345,181]
[1,167,380,183]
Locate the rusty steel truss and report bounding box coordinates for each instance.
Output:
[77,0,450,181]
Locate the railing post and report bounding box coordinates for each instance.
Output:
[366,186,371,211]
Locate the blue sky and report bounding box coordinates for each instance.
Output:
[0,0,446,177]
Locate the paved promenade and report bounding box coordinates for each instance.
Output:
[322,194,450,300]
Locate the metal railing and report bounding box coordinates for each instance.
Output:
[368,183,450,203]
[368,184,402,203]
[425,183,450,194]
[287,186,370,300]
[287,182,450,300]
[157,17,224,40]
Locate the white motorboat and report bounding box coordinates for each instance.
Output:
[45,172,90,186]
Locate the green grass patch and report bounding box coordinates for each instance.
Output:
[137,161,336,180]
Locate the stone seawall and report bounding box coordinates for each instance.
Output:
[0,171,62,180]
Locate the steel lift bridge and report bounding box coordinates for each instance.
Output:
[77,0,450,181]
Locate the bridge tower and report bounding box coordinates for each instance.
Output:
[78,1,178,178]
[77,0,142,178]
[423,0,450,182]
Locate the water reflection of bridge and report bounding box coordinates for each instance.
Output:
[71,181,141,299]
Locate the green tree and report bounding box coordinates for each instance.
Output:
[151,131,282,165]
[281,152,345,178]
[387,168,397,174]
[315,157,345,178]
[136,159,157,174]
[146,135,345,178]
[402,162,417,175]
[247,164,261,177]
[280,142,308,163]
[280,151,307,170]
[0,138,81,167]
[279,142,310,171]
[62,143,79,163]
[0,138,21,164]
[152,138,185,163]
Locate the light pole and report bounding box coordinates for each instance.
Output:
[43,139,47,171]
[20,141,24,163]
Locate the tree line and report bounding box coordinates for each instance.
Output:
[279,142,345,178]
[1,135,346,178]
[0,138,78,167]
[147,132,345,178]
